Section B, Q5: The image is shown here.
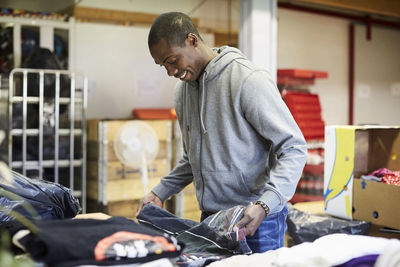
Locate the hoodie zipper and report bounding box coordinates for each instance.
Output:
[185,81,206,211]
[199,75,206,211]
[199,128,205,211]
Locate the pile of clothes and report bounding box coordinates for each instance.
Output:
[361,168,400,186]
[0,170,185,266]
[0,168,250,266]
[1,202,249,267]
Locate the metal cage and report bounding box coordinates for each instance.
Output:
[6,68,87,212]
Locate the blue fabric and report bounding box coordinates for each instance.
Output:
[246,205,288,253]
[334,254,379,267]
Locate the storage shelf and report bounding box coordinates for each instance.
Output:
[11,159,83,169]
[11,128,82,136]
[10,96,83,104]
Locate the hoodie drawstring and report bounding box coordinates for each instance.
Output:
[199,74,207,135]
[184,75,208,135]
[185,83,190,133]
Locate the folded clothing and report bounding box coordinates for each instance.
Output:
[14,216,183,267]
[367,168,400,186]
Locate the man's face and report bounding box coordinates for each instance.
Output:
[150,35,204,82]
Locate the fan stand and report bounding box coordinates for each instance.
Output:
[140,152,148,195]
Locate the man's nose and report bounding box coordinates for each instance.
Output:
[165,65,178,77]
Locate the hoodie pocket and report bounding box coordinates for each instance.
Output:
[201,171,253,210]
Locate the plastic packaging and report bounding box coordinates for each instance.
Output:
[286,203,371,246]
[0,170,80,222]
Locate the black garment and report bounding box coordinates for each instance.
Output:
[0,171,80,222]
[15,216,183,267]
[137,204,251,267]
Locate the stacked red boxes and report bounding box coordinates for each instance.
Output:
[281,90,325,140]
[277,69,327,86]
[278,69,327,203]
[294,149,324,201]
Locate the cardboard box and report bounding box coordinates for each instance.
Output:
[87,119,173,205]
[87,119,172,161]
[87,159,169,181]
[324,125,400,229]
[87,174,166,202]
[171,183,202,221]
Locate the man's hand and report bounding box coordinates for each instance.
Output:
[233,204,267,236]
[136,192,163,217]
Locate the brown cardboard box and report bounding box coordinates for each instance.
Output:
[352,127,400,229]
[86,119,173,205]
[353,178,400,229]
[87,119,171,161]
[324,126,400,230]
[87,159,169,181]
[182,183,201,221]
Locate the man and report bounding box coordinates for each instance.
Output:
[137,12,307,253]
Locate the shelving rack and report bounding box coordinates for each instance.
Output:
[0,16,75,69]
[0,15,88,212]
[7,68,87,212]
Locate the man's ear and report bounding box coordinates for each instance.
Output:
[186,33,198,47]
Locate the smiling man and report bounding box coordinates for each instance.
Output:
[136,12,307,253]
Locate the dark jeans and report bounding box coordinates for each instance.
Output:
[201,205,288,254]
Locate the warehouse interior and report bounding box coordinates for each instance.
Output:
[0,0,400,266]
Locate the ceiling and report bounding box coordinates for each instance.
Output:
[1,0,399,26]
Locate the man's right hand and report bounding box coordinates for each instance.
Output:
[136,192,163,217]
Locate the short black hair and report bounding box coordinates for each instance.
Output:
[148,12,203,48]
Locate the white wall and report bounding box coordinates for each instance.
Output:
[277,9,349,125]
[277,8,400,126]
[354,24,400,125]
[2,1,399,124]
[74,22,214,119]
[74,23,174,119]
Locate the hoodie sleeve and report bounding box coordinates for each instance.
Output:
[151,149,194,201]
[151,82,194,201]
[240,70,308,214]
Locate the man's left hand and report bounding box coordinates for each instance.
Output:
[233,204,267,236]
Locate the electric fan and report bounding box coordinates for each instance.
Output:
[113,121,159,194]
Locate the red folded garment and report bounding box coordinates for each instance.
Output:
[382,171,400,186]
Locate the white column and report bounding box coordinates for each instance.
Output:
[40,25,54,51]
[13,23,21,68]
[239,0,277,82]
[68,17,76,70]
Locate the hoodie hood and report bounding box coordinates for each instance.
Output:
[187,46,248,134]
[205,46,248,80]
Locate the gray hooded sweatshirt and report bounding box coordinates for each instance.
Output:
[152,46,307,215]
